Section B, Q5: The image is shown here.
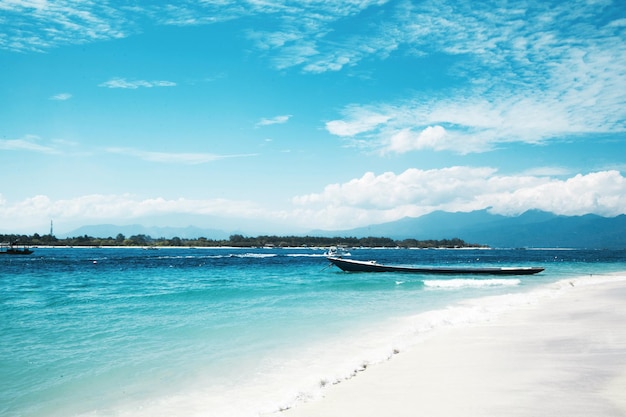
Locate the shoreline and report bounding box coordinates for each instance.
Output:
[25,245,490,249]
[277,274,626,417]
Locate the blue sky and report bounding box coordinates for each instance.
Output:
[1,0,625,235]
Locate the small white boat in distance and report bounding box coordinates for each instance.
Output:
[324,246,351,257]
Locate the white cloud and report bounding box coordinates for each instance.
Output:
[0,135,60,154]
[326,107,391,137]
[291,168,626,229]
[607,18,626,28]
[294,167,500,210]
[1,169,624,233]
[317,0,626,154]
[487,171,626,217]
[520,166,571,177]
[386,125,447,154]
[0,0,390,55]
[105,147,257,164]
[256,114,292,127]
[247,30,302,50]
[50,92,72,100]
[243,0,396,72]
[99,78,176,89]
[0,193,267,233]
[271,41,319,71]
[0,0,128,52]
[326,82,625,153]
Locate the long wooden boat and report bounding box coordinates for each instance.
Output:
[327,257,544,275]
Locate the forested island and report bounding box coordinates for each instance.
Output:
[1,233,485,249]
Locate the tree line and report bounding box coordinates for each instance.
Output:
[1,233,485,249]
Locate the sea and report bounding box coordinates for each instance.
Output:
[2,246,625,417]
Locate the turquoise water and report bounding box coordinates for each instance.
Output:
[2,247,625,417]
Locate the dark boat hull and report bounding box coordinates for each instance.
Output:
[2,248,34,255]
[0,244,33,255]
[327,257,544,275]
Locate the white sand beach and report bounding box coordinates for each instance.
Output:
[280,275,626,417]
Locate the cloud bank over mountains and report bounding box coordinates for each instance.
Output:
[2,169,624,234]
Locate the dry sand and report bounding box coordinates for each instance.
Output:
[279,275,626,417]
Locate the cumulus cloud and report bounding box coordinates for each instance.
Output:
[488,171,626,217]
[291,169,626,229]
[1,169,625,233]
[386,125,447,153]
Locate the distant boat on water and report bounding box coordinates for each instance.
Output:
[327,256,544,275]
[0,242,34,255]
[324,246,351,257]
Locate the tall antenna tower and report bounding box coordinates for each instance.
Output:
[50,220,54,237]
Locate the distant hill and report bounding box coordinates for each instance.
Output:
[62,210,626,249]
[61,224,230,240]
[331,210,626,249]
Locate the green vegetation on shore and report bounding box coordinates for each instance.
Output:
[1,233,485,249]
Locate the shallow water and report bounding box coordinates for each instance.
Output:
[1,247,625,417]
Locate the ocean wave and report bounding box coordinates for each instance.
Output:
[423,278,521,289]
[230,253,278,258]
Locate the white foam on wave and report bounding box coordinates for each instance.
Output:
[233,253,277,258]
[423,278,521,289]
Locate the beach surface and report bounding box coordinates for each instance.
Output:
[279,275,626,417]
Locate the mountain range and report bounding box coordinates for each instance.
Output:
[62,210,626,249]
[335,210,626,249]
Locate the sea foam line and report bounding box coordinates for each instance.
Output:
[423,278,521,289]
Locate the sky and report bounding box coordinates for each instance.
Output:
[1,0,626,236]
